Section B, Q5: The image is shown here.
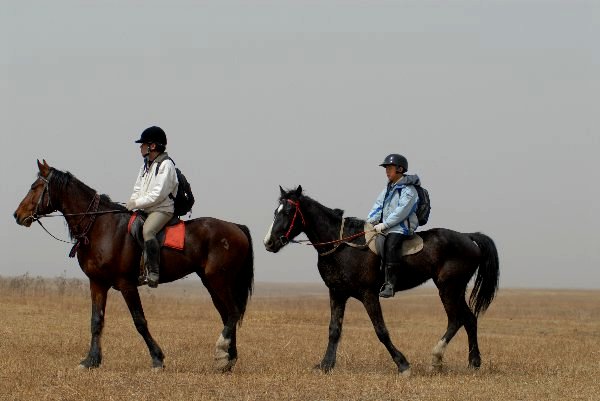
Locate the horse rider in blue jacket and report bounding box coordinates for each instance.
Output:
[367,154,421,298]
[126,126,179,288]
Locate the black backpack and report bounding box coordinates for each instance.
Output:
[155,157,195,217]
[413,185,431,226]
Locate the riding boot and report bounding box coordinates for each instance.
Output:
[144,238,161,288]
[379,262,400,298]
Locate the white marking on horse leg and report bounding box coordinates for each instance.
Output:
[431,339,448,368]
[214,334,233,372]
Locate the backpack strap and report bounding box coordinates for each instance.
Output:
[154,156,176,176]
[152,157,178,201]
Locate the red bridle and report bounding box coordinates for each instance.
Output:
[278,198,373,255]
[281,199,306,244]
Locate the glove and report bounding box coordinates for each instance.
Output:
[374,223,386,234]
[125,200,137,211]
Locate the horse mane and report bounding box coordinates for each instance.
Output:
[281,187,366,231]
[51,168,127,211]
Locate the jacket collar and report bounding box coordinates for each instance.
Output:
[143,152,170,175]
[391,174,421,188]
[153,152,169,164]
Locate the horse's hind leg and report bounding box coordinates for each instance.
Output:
[461,299,480,368]
[434,284,480,370]
[362,291,411,375]
[121,286,165,369]
[215,316,239,373]
[201,273,241,373]
[79,280,109,369]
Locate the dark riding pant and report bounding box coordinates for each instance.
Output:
[380,233,408,297]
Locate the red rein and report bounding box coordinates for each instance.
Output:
[283,199,369,248]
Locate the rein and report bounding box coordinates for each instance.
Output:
[31,208,130,249]
[67,194,101,257]
[284,199,376,256]
[33,209,129,218]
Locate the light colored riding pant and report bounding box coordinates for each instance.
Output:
[142,211,173,242]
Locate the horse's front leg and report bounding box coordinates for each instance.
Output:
[79,280,108,369]
[121,286,165,369]
[315,289,348,373]
[362,291,411,375]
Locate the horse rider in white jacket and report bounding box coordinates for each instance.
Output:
[126,126,178,287]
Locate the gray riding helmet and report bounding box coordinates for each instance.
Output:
[379,154,408,172]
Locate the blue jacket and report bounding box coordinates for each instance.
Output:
[367,174,421,235]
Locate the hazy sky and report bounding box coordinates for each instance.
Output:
[2,1,598,288]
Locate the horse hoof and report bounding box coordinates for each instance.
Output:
[78,359,100,370]
[152,366,164,372]
[399,367,412,377]
[313,363,333,373]
[469,357,481,369]
[429,364,444,373]
[215,358,236,373]
[77,363,98,370]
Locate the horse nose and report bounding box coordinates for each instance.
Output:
[264,238,273,249]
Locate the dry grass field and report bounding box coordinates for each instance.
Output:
[0,275,598,401]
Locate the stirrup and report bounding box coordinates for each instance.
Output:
[147,272,159,288]
[379,283,395,298]
[138,265,149,286]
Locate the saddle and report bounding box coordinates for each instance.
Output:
[127,212,186,251]
[364,222,423,256]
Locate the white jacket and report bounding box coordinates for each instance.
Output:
[129,152,179,214]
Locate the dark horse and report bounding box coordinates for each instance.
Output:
[264,186,499,375]
[14,160,254,371]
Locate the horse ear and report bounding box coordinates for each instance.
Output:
[37,159,50,176]
[279,185,286,198]
[295,185,303,195]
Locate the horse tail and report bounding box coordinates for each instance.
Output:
[234,224,254,325]
[468,232,500,317]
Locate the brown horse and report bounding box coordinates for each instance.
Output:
[14,160,254,371]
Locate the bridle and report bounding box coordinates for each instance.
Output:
[278,198,375,256]
[31,170,55,222]
[279,199,306,246]
[24,169,127,256]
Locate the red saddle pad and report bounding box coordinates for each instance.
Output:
[164,221,185,250]
[128,212,185,251]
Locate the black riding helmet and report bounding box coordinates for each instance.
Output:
[135,126,167,146]
[379,154,408,172]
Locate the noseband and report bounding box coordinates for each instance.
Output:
[280,199,306,245]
